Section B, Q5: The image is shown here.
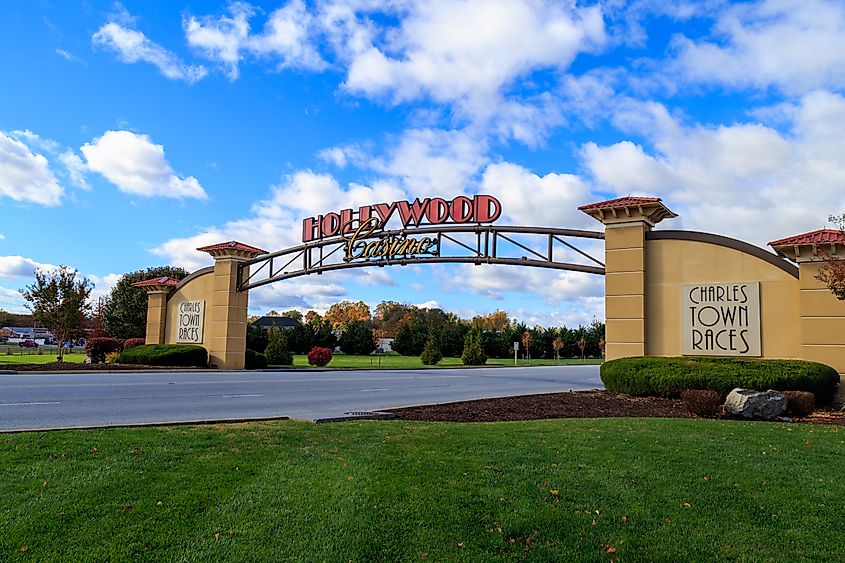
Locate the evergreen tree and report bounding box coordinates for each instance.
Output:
[420,333,442,365]
[339,320,376,355]
[103,266,188,338]
[265,327,293,366]
[461,331,487,366]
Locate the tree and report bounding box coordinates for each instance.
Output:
[103,266,189,339]
[0,310,34,327]
[461,331,487,365]
[420,332,442,365]
[20,267,93,361]
[265,327,293,366]
[339,320,376,355]
[281,309,303,321]
[246,323,269,353]
[816,213,845,300]
[373,301,415,336]
[325,300,371,328]
[552,336,564,361]
[521,330,532,362]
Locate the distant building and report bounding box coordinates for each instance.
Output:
[250,316,301,331]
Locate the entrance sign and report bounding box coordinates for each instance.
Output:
[176,300,205,344]
[302,195,502,242]
[681,283,761,356]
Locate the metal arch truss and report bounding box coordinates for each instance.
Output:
[238,225,606,292]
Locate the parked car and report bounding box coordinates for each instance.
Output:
[19,340,38,348]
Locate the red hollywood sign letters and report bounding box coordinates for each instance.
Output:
[302,195,502,242]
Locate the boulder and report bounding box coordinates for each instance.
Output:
[724,388,787,419]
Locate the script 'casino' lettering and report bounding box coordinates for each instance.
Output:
[176,300,205,344]
[681,283,761,356]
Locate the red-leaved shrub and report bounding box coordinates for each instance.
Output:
[783,390,815,417]
[680,389,722,417]
[123,338,145,350]
[85,337,123,364]
[307,347,333,367]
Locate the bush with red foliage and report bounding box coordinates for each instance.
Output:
[307,347,333,367]
[680,389,722,417]
[85,337,123,364]
[783,390,815,417]
[123,338,145,350]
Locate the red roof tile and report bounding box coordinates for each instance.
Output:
[132,277,180,287]
[769,229,845,247]
[578,196,663,211]
[196,241,268,254]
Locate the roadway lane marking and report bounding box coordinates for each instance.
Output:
[221,394,264,398]
[0,401,61,406]
[360,388,389,392]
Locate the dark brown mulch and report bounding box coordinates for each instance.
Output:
[1,362,202,372]
[388,390,845,426]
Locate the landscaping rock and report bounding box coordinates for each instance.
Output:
[724,388,787,419]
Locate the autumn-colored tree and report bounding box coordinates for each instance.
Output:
[325,300,371,328]
[816,214,845,300]
[305,310,321,324]
[521,330,532,362]
[577,335,587,360]
[373,301,415,336]
[552,337,564,361]
[598,337,606,358]
[21,267,93,361]
[471,310,510,331]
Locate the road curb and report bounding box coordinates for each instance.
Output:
[0,415,291,434]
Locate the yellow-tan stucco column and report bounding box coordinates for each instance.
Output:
[197,241,267,370]
[770,230,845,388]
[579,197,678,361]
[132,277,181,345]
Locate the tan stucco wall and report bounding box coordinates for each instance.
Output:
[645,239,801,359]
[165,270,215,346]
[797,262,845,376]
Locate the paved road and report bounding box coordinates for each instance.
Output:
[0,365,602,431]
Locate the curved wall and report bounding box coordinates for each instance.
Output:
[165,267,214,346]
[645,233,801,358]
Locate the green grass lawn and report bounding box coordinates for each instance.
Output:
[0,352,85,365]
[291,354,602,368]
[2,418,842,561]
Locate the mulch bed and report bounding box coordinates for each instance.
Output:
[388,390,845,426]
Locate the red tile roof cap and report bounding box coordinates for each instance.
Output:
[132,277,180,287]
[769,229,845,247]
[196,241,267,254]
[578,196,663,211]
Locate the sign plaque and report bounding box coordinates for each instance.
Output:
[681,283,761,357]
[176,300,205,344]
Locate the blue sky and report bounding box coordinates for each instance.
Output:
[1,0,844,326]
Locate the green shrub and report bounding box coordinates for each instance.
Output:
[420,334,442,366]
[601,357,840,404]
[245,349,267,370]
[461,332,487,366]
[118,344,208,367]
[265,328,293,366]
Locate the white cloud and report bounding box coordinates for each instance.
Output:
[93,22,207,83]
[0,132,63,206]
[0,234,5,240]
[0,256,60,279]
[81,130,207,200]
[581,91,845,248]
[414,300,440,309]
[88,273,122,303]
[341,0,606,114]
[58,150,91,190]
[670,0,845,94]
[184,0,326,80]
[0,286,27,313]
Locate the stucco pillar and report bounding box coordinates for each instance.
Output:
[579,197,678,361]
[197,241,267,369]
[132,277,181,345]
[770,231,845,395]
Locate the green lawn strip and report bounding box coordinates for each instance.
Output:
[289,354,601,369]
[0,353,86,365]
[1,418,842,561]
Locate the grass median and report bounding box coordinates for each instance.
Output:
[2,418,842,561]
[0,352,86,365]
[290,354,602,369]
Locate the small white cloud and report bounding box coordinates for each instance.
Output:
[55,49,83,64]
[414,300,440,310]
[81,130,208,200]
[58,150,91,190]
[93,22,207,83]
[0,132,63,206]
[184,0,325,80]
[0,256,60,279]
[0,233,5,240]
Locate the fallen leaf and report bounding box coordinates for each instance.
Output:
[214,532,220,541]
[91,447,98,453]
[20,545,28,553]
[683,502,692,508]
[605,545,617,554]
[621,515,628,523]
[228,530,235,538]
[124,504,134,512]
[549,489,559,496]
[156,501,163,506]
[509,538,517,544]
[591,519,597,526]
[457,542,465,549]
[346,475,354,481]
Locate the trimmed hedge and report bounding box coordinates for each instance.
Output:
[118,344,208,367]
[245,349,268,370]
[601,357,840,404]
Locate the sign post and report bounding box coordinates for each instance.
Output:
[513,341,519,366]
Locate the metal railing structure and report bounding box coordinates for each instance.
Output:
[238,225,605,292]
